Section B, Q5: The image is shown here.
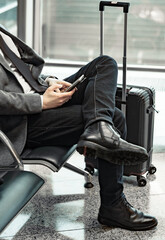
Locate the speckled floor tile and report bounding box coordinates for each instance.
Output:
[0,228,144,240]
[0,152,164,240]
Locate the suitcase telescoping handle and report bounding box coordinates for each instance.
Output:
[99,1,130,115]
[99,1,130,13]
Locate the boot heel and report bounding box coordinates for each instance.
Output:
[77,146,97,158]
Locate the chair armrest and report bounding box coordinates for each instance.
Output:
[0,170,44,233]
[0,130,23,171]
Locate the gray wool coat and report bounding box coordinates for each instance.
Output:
[0,25,49,166]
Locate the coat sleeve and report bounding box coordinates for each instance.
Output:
[0,90,42,115]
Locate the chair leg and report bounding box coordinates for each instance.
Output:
[64,162,94,188]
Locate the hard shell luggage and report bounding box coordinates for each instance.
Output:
[116,85,157,186]
[85,1,157,186]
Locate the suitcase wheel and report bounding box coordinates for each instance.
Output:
[84,181,94,188]
[137,176,147,187]
[149,164,157,175]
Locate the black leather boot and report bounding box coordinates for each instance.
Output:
[76,121,148,165]
[98,197,158,231]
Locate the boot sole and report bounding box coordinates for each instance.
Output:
[98,214,158,231]
[76,140,148,166]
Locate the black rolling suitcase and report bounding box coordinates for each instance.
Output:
[85,1,157,186]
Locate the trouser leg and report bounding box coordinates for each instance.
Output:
[98,160,124,206]
[64,55,118,128]
[98,108,126,206]
[84,108,126,206]
[27,107,125,208]
[26,55,118,147]
[27,106,126,207]
[26,105,84,147]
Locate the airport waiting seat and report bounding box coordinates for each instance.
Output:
[0,130,93,233]
[0,130,45,233]
[0,170,44,233]
[21,145,93,189]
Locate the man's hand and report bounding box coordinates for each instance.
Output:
[42,83,76,110]
[45,77,72,92]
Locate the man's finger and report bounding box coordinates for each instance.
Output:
[58,80,71,84]
[50,84,63,90]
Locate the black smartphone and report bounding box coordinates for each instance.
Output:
[64,75,86,92]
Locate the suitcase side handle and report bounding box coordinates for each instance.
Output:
[99,1,130,13]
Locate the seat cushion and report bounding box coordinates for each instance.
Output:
[21,145,77,171]
[0,170,44,233]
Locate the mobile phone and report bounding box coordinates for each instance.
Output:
[64,75,86,92]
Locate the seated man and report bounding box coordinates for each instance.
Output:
[0,25,158,231]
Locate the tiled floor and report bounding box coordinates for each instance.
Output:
[0,151,165,240]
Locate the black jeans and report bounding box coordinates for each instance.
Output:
[27,55,126,206]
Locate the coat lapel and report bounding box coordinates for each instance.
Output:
[0,25,48,88]
[0,53,13,73]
